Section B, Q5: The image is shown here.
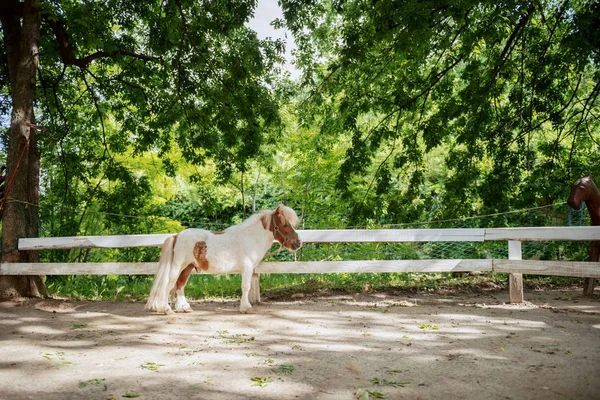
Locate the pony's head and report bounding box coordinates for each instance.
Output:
[269,204,302,251]
[568,175,597,210]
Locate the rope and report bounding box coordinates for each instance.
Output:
[364,202,567,229]
[568,206,572,226]
[0,123,47,215]
[264,245,283,258]
[2,198,39,208]
[0,132,32,214]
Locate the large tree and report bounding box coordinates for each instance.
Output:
[0,0,284,297]
[281,0,600,223]
[0,0,45,297]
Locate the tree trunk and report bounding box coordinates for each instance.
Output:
[0,0,47,298]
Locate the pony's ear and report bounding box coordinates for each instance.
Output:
[273,205,285,222]
[274,204,285,217]
[275,204,299,226]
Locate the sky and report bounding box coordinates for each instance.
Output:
[246,0,299,80]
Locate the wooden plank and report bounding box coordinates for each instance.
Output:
[0,262,160,275]
[18,226,600,251]
[3,259,599,277]
[493,260,600,278]
[19,234,172,250]
[18,228,487,251]
[0,259,492,275]
[257,259,492,274]
[299,229,485,243]
[485,226,600,241]
[508,240,524,304]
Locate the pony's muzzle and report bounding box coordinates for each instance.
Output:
[567,198,581,210]
[291,240,303,251]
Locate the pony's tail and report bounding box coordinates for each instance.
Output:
[145,235,176,313]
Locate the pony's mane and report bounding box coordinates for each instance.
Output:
[276,204,299,226]
[576,176,597,188]
[224,205,299,233]
[224,210,268,232]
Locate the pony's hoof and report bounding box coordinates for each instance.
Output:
[175,302,193,313]
[239,306,253,314]
[147,305,173,315]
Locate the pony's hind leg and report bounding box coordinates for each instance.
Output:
[160,253,190,315]
[147,235,177,314]
[174,264,195,312]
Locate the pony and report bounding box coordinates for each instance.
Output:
[145,204,302,314]
[567,175,600,295]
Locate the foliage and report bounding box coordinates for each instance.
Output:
[280,0,600,223]
[2,0,285,249]
[274,363,295,376]
[250,376,273,388]
[140,361,165,372]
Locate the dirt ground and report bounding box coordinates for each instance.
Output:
[1,288,599,400]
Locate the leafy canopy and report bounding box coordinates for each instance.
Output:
[0,0,288,241]
[281,0,600,222]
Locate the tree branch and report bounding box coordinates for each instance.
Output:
[361,112,401,205]
[492,4,535,80]
[80,69,111,163]
[567,78,600,169]
[44,17,161,69]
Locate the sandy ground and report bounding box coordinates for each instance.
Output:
[0,289,599,400]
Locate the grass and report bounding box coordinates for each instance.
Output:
[44,272,584,302]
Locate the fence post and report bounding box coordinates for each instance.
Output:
[249,272,261,305]
[508,240,524,303]
[583,278,596,295]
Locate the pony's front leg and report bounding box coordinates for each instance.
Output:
[239,264,255,314]
[249,271,261,305]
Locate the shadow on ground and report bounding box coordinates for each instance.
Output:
[1,289,599,400]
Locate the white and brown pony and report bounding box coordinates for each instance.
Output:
[146,204,302,314]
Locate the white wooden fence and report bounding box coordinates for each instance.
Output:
[1,226,599,303]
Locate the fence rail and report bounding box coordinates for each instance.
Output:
[3,226,600,302]
[16,226,600,250]
[4,259,599,278]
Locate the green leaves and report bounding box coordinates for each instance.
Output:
[140,361,165,372]
[250,376,273,388]
[78,378,106,389]
[370,377,409,387]
[274,363,295,376]
[5,2,298,290]
[281,0,600,223]
[419,324,439,331]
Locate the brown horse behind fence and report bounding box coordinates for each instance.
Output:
[567,175,600,295]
